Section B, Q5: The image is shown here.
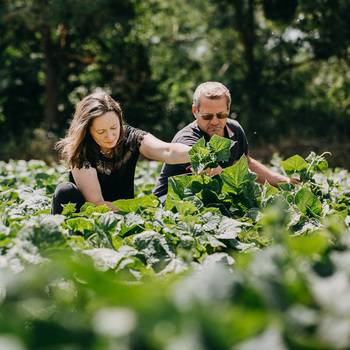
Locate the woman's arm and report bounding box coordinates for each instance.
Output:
[71,167,119,211]
[139,134,191,164]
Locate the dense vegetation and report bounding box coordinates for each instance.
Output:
[1,0,350,165]
[1,138,350,348]
[1,1,350,346]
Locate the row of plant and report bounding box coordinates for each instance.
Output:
[1,137,350,349]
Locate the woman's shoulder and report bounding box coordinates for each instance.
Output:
[123,125,148,146]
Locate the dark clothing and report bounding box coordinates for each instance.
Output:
[50,182,85,214]
[51,125,147,214]
[153,118,249,198]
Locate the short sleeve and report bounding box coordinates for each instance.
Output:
[125,125,148,152]
[117,125,148,168]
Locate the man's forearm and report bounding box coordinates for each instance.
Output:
[248,157,293,187]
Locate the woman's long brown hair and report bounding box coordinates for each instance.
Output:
[56,90,125,169]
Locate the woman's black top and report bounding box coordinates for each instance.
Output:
[69,125,148,201]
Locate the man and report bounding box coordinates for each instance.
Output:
[153,81,298,202]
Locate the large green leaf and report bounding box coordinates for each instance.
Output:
[189,135,236,174]
[80,202,109,216]
[208,134,236,162]
[190,148,218,174]
[172,199,199,216]
[113,195,160,213]
[280,155,308,175]
[132,231,175,272]
[188,136,206,154]
[17,214,66,249]
[184,175,222,196]
[97,211,122,234]
[66,217,95,234]
[189,137,217,173]
[168,175,194,200]
[221,156,258,195]
[295,188,323,216]
[286,233,329,256]
[117,212,145,237]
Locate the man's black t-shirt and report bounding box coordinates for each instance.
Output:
[153,118,249,197]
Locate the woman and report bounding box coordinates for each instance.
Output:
[50,90,191,214]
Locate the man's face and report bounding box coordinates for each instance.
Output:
[192,96,229,138]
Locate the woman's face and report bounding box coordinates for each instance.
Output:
[89,111,121,153]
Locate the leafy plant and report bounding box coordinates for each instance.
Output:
[1,145,350,349]
[188,134,236,173]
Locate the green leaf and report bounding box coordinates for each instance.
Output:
[184,175,221,197]
[188,135,236,174]
[280,155,308,175]
[97,211,122,234]
[261,181,279,203]
[61,202,77,216]
[286,233,329,256]
[214,216,248,239]
[173,200,199,216]
[168,175,193,201]
[113,195,160,213]
[132,231,175,272]
[198,233,226,248]
[306,151,330,173]
[200,211,222,232]
[314,160,328,173]
[208,134,236,162]
[90,225,115,249]
[122,212,144,229]
[295,188,323,216]
[221,156,258,195]
[80,202,109,216]
[66,217,95,233]
[17,215,66,249]
[189,137,215,173]
[118,212,145,237]
[190,148,217,174]
[188,137,206,155]
[200,188,221,206]
[82,247,137,271]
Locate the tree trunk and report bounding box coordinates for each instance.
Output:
[41,25,61,129]
[231,0,262,131]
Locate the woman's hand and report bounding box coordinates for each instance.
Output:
[71,166,119,211]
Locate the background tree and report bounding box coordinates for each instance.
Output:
[0,0,157,136]
[0,0,350,166]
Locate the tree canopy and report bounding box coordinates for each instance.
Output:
[0,0,350,163]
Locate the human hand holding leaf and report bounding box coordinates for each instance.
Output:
[188,135,236,174]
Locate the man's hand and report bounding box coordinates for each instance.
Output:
[201,165,223,176]
[288,177,301,185]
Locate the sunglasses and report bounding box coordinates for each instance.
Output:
[197,111,229,121]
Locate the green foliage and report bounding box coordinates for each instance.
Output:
[2,0,350,156]
[1,151,350,348]
[188,135,236,173]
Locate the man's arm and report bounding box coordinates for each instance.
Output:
[247,155,299,187]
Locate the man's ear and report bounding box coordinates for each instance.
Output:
[192,105,198,119]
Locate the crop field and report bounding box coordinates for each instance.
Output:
[1,138,350,349]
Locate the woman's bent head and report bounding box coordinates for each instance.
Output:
[57,90,125,169]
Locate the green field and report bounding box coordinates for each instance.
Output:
[1,144,350,349]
